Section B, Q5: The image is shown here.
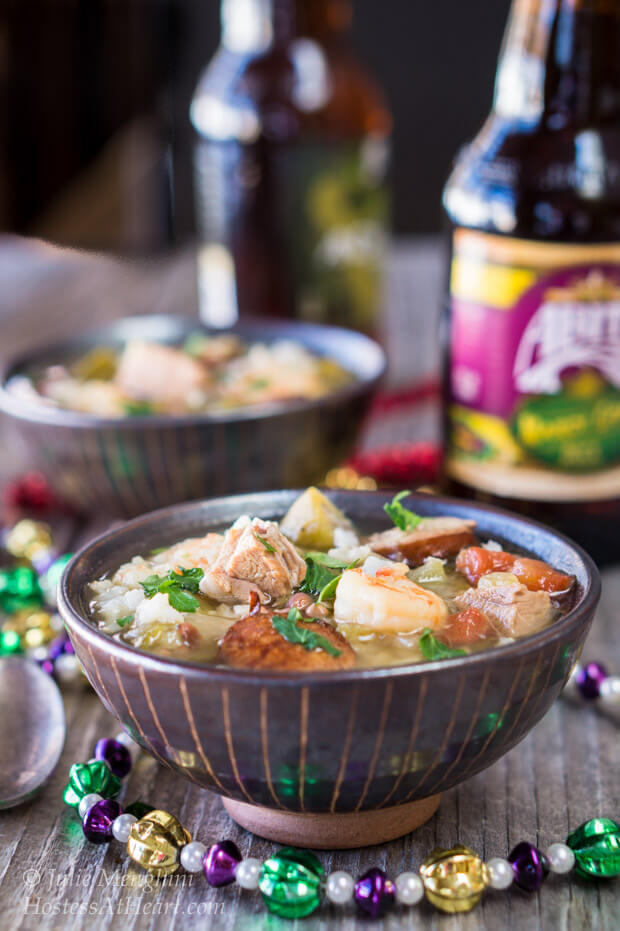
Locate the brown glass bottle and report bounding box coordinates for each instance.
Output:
[442,0,620,564]
[191,0,391,332]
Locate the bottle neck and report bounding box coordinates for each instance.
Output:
[221,0,351,52]
[494,0,620,126]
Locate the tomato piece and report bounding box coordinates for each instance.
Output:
[456,547,573,594]
[442,607,491,647]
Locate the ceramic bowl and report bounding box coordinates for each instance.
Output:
[0,316,384,517]
[59,490,600,848]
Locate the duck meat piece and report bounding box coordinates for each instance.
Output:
[115,341,209,406]
[200,518,306,605]
[367,517,476,566]
[454,579,553,638]
[456,547,574,594]
[218,610,355,671]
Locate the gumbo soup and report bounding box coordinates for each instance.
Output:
[88,488,575,671]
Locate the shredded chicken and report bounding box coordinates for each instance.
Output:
[455,576,553,638]
[115,341,209,407]
[200,518,306,604]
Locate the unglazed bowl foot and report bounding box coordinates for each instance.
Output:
[221,795,441,849]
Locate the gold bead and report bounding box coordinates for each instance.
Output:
[5,520,52,560]
[23,612,54,649]
[420,845,489,914]
[126,810,191,876]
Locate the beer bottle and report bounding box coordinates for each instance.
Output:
[191,0,391,332]
[442,0,620,563]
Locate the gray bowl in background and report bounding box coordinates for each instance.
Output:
[0,316,385,516]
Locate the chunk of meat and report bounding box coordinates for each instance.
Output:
[442,608,492,647]
[218,610,355,671]
[200,518,306,605]
[334,565,448,634]
[115,341,209,407]
[454,578,553,638]
[456,547,573,594]
[163,533,224,571]
[367,517,476,566]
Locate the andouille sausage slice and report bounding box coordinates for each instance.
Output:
[218,611,355,671]
[367,517,476,566]
[456,547,574,594]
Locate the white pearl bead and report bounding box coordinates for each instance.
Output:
[395,871,424,905]
[546,843,575,874]
[78,793,102,819]
[235,858,261,889]
[54,653,81,683]
[115,731,140,760]
[599,676,620,707]
[487,857,514,890]
[180,841,207,873]
[326,871,354,904]
[112,813,138,843]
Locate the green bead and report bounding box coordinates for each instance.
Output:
[566,818,620,879]
[0,567,43,613]
[0,629,23,655]
[125,800,155,820]
[63,761,122,808]
[259,847,324,918]
[40,554,73,605]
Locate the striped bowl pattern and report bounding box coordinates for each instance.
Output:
[59,490,600,814]
[0,317,385,517]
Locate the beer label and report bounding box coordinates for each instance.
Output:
[446,229,620,501]
[276,139,389,331]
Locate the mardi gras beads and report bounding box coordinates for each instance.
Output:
[69,736,618,920]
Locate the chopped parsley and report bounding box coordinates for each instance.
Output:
[299,552,353,596]
[419,628,466,660]
[116,615,133,628]
[383,490,422,531]
[254,533,276,553]
[272,608,341,657]
[141,567,204,613]
[123,400,154,417]
[317,574,342,603]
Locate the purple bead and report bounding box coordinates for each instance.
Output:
[354,868,395,918]
[82,799,122,844]
[37,658,55,676]
[508,842,549,892]
[94,737,132,778]
[203,840,241,886]
[576,662,608,700]
[48,635,69,662]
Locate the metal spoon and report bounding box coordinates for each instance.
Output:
[0,656,65,808]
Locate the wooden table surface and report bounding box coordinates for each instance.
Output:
[0,237,618,931]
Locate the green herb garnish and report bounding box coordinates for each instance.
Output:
[383,490,422,531]
[150,547,168,556]
[140,567,204,613]
[117,615,133,628]
[317,574,342,603]
[255,533,276,553]
[299,552,352,596]
[123,400,154,417]
[250,378,270,390]
[272,608,341,657]
[419,628,466,660]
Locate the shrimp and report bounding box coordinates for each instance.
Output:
[333,565,448,634]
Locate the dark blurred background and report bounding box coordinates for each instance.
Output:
[0,0,511,253]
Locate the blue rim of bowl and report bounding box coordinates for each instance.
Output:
[0,315,386,429]
[58,489,601,687]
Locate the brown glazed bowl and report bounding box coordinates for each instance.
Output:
[0,316,385,518]
[59,490,600,848]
